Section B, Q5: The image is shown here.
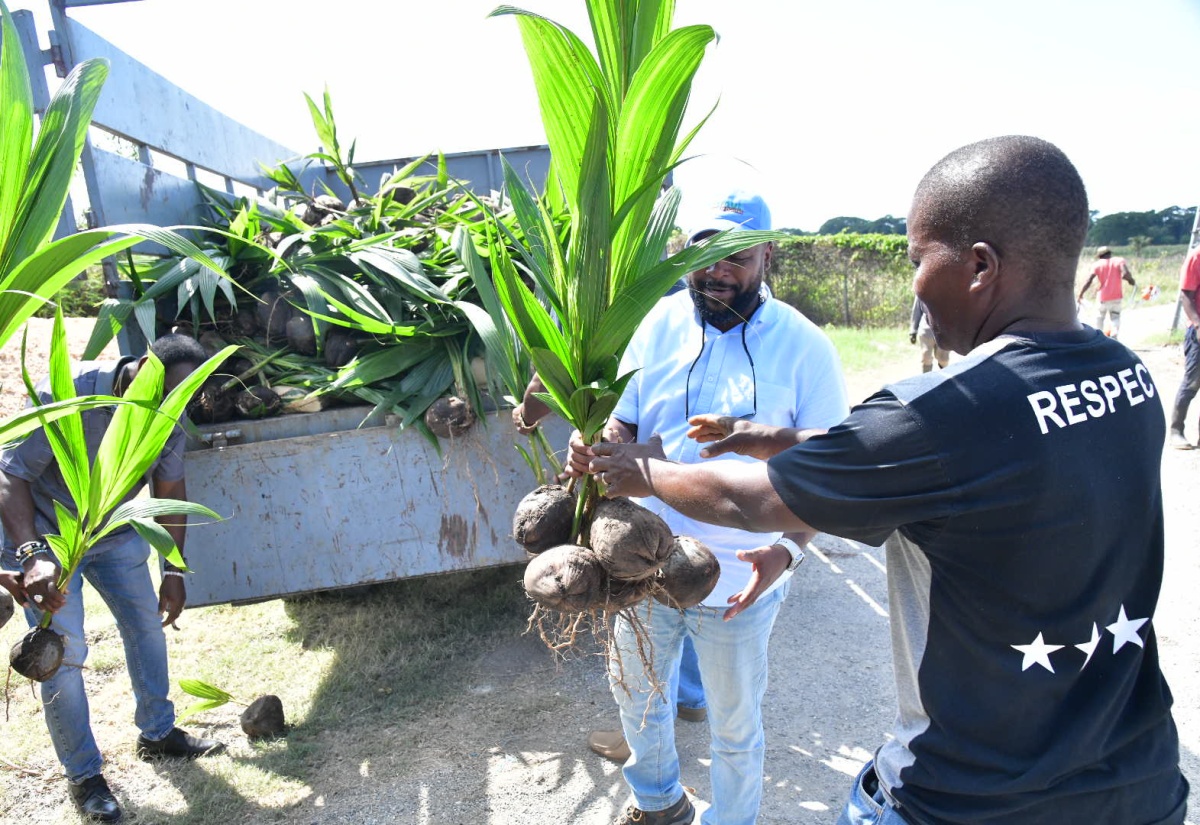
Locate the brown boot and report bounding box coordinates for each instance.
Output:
[613,793,695,824]
[587,729,631,762]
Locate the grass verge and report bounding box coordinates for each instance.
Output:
[0,564,532,823]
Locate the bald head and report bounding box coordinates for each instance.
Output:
[913,136,1089,291]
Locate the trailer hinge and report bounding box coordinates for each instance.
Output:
[200,429,243,450]
[46,35,68,78]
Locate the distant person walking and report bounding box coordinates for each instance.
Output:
[1078,246,1135,338]
[908,297,948,373]
[1168,244,1200,449]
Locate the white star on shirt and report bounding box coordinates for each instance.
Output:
[1106,605,1148,653]
[1075,623,1102,668]
[1012,632,1064,673]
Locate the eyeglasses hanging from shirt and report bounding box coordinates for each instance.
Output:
[684,291,765,421]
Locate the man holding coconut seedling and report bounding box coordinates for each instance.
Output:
[567,190,849,825]
[587,137,1188,824]
[0,334,225,823]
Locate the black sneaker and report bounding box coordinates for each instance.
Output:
[136,727,225,760]
[614,793,695,825]
[68,774,122,822]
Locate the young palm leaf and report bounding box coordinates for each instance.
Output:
[21,310,231,631]
[0,0,229,443]
[489,0,784,530]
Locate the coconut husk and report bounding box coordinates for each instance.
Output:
[469,356,488,387]
[188,377,235,424]
[273,385,327,414]
[197,331,228,360]
[588,497,674,582]
[233,309,259,337]
[424,396,475,438]
[220,357,254,385]
[0,591,12,630]
[653,536,721,610]
[10,627,64,682]
[324,330,358,368]
[233,386,282,420]
[523,545,608,613]
[605,576,657,610]
[512,485,577,554]
[285,315,317,355]
[256,290,293,340]
[384,185,416,206]
[240,694,287,740]
[300,195,345,225]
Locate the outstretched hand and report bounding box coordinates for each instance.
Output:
[588,434,667,498]
[723,543,792,620]
[687,415,783,461]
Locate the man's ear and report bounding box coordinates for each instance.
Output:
[128,354,149,381]
[968,242,1000,292]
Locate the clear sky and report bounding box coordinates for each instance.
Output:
[17,0,1200,233]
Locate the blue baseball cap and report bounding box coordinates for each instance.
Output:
[687,189,772,245]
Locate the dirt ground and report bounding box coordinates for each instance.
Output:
[0,307,1195,824]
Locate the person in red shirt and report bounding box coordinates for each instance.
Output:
[1169,244,1200,449]
[1078,246,1136,338]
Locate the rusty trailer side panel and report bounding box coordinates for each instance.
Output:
[181,410,566,607]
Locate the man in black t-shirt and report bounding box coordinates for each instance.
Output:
[587,136,1188,824]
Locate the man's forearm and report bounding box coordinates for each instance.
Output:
[0,472,40,548]
[1182,291,1200,327]
[152,477,188,567]
[645,459,811,534]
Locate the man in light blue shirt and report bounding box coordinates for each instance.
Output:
[570,190,848,825]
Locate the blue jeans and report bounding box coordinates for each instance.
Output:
[837,761,909,825]
[3,532,175,783]
[674,636,704,711]
[1171,325,1200,434]
[610,582,788,825]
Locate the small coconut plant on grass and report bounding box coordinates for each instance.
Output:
[488,0,779,668]
[177,679,287,741]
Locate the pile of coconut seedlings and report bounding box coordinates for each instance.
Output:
[82,91,550,442]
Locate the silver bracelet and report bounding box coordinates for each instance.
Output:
[162,570,186,579]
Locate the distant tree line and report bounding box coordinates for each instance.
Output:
[780,215,907,236]
[1086,206,1195,246]
[779,206,1196,246]
[769,234,912,327]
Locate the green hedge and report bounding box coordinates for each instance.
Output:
[768,234,912,327]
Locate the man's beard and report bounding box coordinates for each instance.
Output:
[689,279,763,328]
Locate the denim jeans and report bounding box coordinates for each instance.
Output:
[2,531,175,783]
[674,635,704,711]
[1171,325,1200,435]
[836,761,909,825]
[610,581,789,825]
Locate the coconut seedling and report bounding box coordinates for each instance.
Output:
[177,679,287,740]
[8,312,231,681]
[487,0,777,646]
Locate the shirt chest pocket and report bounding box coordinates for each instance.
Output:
[751,380,800,428]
